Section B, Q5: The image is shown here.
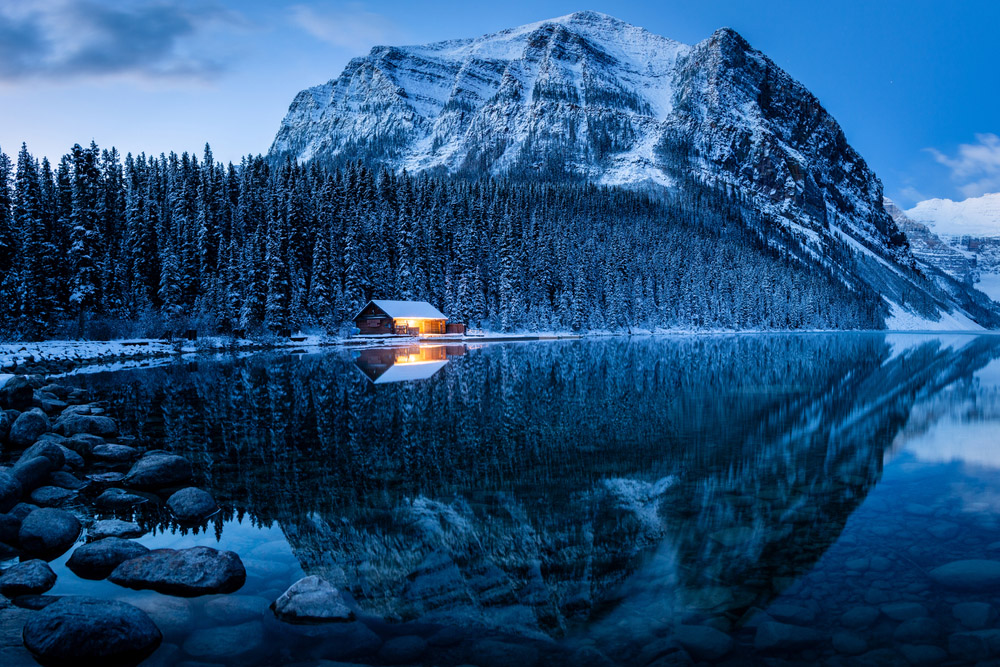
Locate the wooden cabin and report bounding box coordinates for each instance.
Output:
[353,300,448,335]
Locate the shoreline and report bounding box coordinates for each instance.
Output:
[1,328,995,377]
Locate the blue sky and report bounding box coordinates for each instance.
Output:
[0,0,998,206]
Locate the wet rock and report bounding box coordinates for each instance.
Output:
[272,575,353,623]
[9,410,50,447]
[0,377,33,410]
[428,625,467,647]
[166,487,218,522]
[40,384,70,399]
[953,601,991,629]
[14,594,63,610]
[86,472,125,486]
[0,411,13,444]
[831,631,867,656]
[470,640,540,667]
[55,445,83,469]
[899,643,948,665]
[11,456,56,492]
[46,471,87,491]
[0,559,56,596]
[95,488,150,509]
[66,537,150,580]
[203,595,270,623]
[880,601,927,620]
[948,629,1000,661]
[123,451,191,489]
[90,519,144,540]
[28,486,77,507]
[0,512,22,545]
[0,471,22,513]
[894,617,940,643]
[64,434,103,457]
[181,621,264,660]
[91,444,139,463]
[54,413,118,437]
[18,441,64,470]
[674,624,732,660]
[22,597,161,666]
[18,508,80,557]
[109,546,246,596]
[379,635,427,663]
[930,560,1000,590]
[754,621,824,652]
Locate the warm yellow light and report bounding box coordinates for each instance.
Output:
[408,320,416,327]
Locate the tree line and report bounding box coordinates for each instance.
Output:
[0,141,886,340]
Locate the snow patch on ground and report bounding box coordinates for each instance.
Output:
[884,302,985,332]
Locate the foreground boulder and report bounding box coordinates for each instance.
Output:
[67,537,150,580]
[95,488,151,509]
[22,597,162,667]
[18,507,81,557]
[9,409,50,447]
[272,575,355,623]
[123,451,192,489]
[0,470,22,513]
[11,455,56,492]
[0,558,56,596]
[167,487,218,522]
[109,546,246,596]
[19,441,65,470]
[0,376,33,410]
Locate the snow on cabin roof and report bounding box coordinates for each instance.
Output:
[360,300,447,320]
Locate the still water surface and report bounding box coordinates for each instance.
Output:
[27,334,1000,665]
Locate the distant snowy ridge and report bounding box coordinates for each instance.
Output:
[903,193,1000,303]
[906,193,1000,238]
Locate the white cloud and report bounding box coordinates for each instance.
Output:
[288,3,402,53]
[928,133,1000,198]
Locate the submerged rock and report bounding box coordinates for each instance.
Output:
[379,635,428,663]
[953,601,992,629]
[123,452,191,489]
[754,621,824,652]
[109,546,246,596]
[181,620,264,660]
[203,594,270,623]
[674,624,733,660]
[166,487,218,522]
[272,575,354,623]
[22,597,162,667]
[0,559,56,597]
[18,508,80,557]
[929,560,1000,590]
[66,538,150,580]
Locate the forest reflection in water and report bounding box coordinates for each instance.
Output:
[67,333,1000,665]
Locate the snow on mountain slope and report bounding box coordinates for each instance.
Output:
[270,11,1000,330]
[884,197,975,281]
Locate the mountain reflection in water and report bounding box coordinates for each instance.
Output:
[67,334,1000,665]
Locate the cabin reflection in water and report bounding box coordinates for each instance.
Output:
[352,344,467,384]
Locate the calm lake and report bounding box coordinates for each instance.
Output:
[15,333,1000,665]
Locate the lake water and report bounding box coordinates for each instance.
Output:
[14,333,1000,665]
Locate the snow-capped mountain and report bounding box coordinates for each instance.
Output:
[905,193,1000,302]
[884,197,975,282]
[271,11,1000,329]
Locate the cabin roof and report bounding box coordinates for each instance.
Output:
[355,300,446,320]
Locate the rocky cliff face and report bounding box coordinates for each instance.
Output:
[884,198,975,281]
[270,11,1000,328]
